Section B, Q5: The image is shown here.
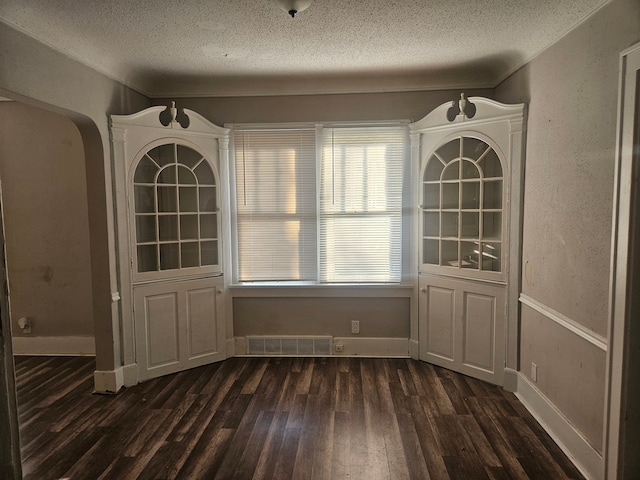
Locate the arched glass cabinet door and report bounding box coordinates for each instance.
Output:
[133,143,220,277]
[421,135,504,278]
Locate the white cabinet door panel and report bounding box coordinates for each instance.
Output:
[462,291,496,372]
[143,292,180,369]
[134,276,225,382]
[419,274,505,385]
[423,285,455,360]
[187,286,219,360]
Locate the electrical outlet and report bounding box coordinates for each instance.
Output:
[335,344,344,353]
[18,317,32,334]
[351,320,360,334]
[531,362,538,382]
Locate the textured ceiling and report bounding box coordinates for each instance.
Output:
[0,0,610,97]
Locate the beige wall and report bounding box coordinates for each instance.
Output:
[0,102,94,338]
[0,21,149,369]
[496,0,640,454]
[156,88,494,126]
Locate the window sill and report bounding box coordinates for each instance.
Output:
[228,282,414,298]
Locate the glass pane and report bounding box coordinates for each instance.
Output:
[158,215,178,241]
[423,212,439,237]
[201,240,218,266]
[157,165,176,184]
[180,215,199,240]
[137,245,157,272]
[134,156,159,183]
[179,187,198,212]
[442,212,458,237]
[462,182,481,209]
[199,187,216,212]
[423,239,439,264]
[478,149,502,178]
[200,214,217,238]
[160,243,180,270]
[423,183,440,209]
[462,137,489,161]
[425,157,445,181]
[177,165,197,185]
[147,144,175,167]
[177,145,203,168]
[481,242,501,271]
[442,161,460,180]
[157,186,177,212]
[460,241,480,269]
[461,160,480,179]
[483,212,502,240]
[442,183,459,209]
[194,161,215,185]
[483,180,503,209]
[435,139,460,164]
[441,240,458,267]
[181,242,200,268]
[135,215,156,243]
[134,186,155,214]
[461,212,479,238]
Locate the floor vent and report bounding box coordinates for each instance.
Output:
[246,336,332,356]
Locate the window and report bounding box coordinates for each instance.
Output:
[421,136,503,273]
[232,124,408,283]
[133,143,219,274]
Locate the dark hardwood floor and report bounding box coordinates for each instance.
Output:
[14,356,584,480]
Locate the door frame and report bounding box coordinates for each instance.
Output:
[605,41,640,480]
[0,180,22,479]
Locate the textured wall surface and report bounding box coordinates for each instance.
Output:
[496,0,640,457]
[0,102,94,337]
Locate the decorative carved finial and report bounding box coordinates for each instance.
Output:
[446,93,477,122]
[170,101,178,124]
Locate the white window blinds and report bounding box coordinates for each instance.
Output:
[320,127,405,282]
[234,129,317,281]
[232,124,407,284]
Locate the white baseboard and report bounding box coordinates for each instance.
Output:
[333,337,409,357]
[93,367,124,394]
[503,368,518,392]
[226,337,237,357]
[12,335,95,356]
[234,336,247,355]
[516,372,602,479]
[122,363,138,387]
[409,339,420,359]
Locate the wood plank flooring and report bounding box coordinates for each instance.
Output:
[15,356,585,480]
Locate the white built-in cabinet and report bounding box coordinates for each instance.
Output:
[111,104,230,384]
[411,97,525,386]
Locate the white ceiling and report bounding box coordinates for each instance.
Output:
[0,0,610,97]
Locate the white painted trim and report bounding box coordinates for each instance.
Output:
[516,372,603,480]
[11,336,95,356]
[332,337,409,357]
[122,363,138,387]
[409,339,419,359]
[605,40,640,480]
[234,336,247,356]
[226,337,237,358]
[519,294,607,351]
[503,368,518,392]
[93,367,124,394]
